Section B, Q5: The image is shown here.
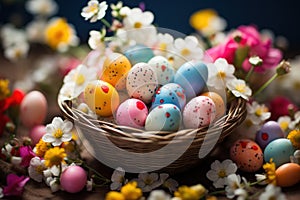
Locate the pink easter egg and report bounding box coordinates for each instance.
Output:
[60,166,87,193]
[20,91,47,128]
[29,125,46,145]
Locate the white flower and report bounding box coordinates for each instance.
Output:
[28,157,46,182]
[249,56,263,66]
[0,187,3,198]
[1,143,13,157]
[110,167,126,190]
[47,177,61,193]
[11,156,22,165]
[123,8,154,30]
[81,0,108,23]
[255,174,268,185]
[136,172,161,192]
[148,190,171,200]
[290,149,300,164]
[42,117,73,146]
[111,1,123,17]
[159,173,178,193]
[226,78,252,100]
[1,25,27,48]
[225,174,242,199]
[154,33,174,57]
[207,58,236,90]
[86,178,93,191]
[77,103,97,119]
[259,184,287,200]
[234,188,248,200]
[4,43,29,62]
[119,6,131,17]
[26,19,47,43]
[246,101,271,125]
[59,82,76,100]
[63,64,98,98]
[88,30,106,50]
[277,116,291,133]
[26,0,58,16]
[289,111,300,130]
[206,159,238,188]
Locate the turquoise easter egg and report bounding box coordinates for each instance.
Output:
[124,44,154,65]
[264,138,295,167]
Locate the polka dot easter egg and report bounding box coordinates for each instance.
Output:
[126,62,158,104]
[145,104,182,132]
[255,121,284,149]
[183,96,216,129]
[201,92,225,120]
[148,56,175,85]
[124,44,154,65]
[151,83,186,110]
[230,139,264,172]
[84,80,119,117]
[115,99,148,128]
[100,52,131,90]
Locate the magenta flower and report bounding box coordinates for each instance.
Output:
[20,146,35,167]
[206,25,282,72]
[3,174,29,196]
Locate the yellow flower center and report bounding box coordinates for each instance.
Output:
[255,108,263,117]
[87,4,99,14]
[181,48,191,56]
[144,177,153,185]
[134,22,142,29]
[53,128,63,139]
[218,170,227,178]
[217,71,226,80]
[0,79,10,101]
[75,74,85,85]
[279,121,289,131]
[35,165,45,174]
[189,9,217,31]
[235,84,246,93]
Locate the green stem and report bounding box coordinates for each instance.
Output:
[253,73,278,97]
[245,65,254,82]
[208,190,225,196]
[101,18,111,28]
[82,163,111,183]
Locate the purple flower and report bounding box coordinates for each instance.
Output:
[3,174,29,196]
[20,146,35,167]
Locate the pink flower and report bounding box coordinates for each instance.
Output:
[3,174,29,196]
[269,96,298,120]
[20,146,36,167]
[206,25,282,72]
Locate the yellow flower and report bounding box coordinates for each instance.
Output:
[0,79,10,101]
[35,139,51,157]
[45,18,78,51]
[105,191,125,200]
[263,158,277,185]
[288,130,300,149]
[189,9,217,31]
[44,147,66,167]
[120,182,142,200]
[174,185,206,200]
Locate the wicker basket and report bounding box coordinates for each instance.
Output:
[58,96,246,173]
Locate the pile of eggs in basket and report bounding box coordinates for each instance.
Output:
[83,44,226,132]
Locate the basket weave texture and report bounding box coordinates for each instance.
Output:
[58,96,247,173]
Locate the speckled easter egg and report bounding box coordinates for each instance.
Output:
[151,83,186,110]
[148,56,175,85]
[145,104,182,132]
[276,163,300,187]
[230,139,264,172]
[60,166,87,193]
[174,61,208,100]
[201,92,225,120]
[264,138,295,167]
[100,52,131,90]
[115,99,148,128]
[124,44,154,65]
[126,62,158,104]
[20,90,47,128]
[84,80,119,117]
[183,96,216,129]
[255,121,284,149]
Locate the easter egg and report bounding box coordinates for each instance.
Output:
[275,163,300,187]
[124,44,154,65]
[183,96,216,129]
[115,99,148,128]
[20,90,47,128]
[126,62,158,104]
[174,61,208,100]
[264,138,294,167]
[145,104,182,132]
[201,92,225,120]
[60,166,87,193]
[84,80,120,117]
[100,52,131,90]
[29,125,46,145]
[255,121,284,149]
[230,139,264,172]
[151,83,186,110]
[148,56,175,85]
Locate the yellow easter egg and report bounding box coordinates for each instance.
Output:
[276,163,300,187]
[100,53,131,90]
[84,80,119,117]
[201,92,225,120]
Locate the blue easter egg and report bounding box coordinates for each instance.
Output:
[124,44,154,65]
[145,104,182,131]
[174,61,208,100]
[264,138,295,167]
[255,121,284,149]
[151,83,186,110]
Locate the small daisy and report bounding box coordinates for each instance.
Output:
[234,188,248,200]
[255,174,268,185]
[136,172,161,192]
[26,0,58,17]
[46,177,61,193]
[44,147,66,168]
[59,82,76,100]
[159,173,178,193]
[154,33,174,56]
[288,111,300,130]
[226,78,252,100]
[206,159,238,188]
[290,150,300,164]
[28,157,46,182]
[148,190,171,200]
[26,19,47,43]
[277,116,292,133]
[207,58,236,90]
[123,8,154,30]
[111,1,123,18]
[42,117,73,146]
[81,0,108,23]
[259,184,287,200]
[88,30,106,50]
[246,101,271,125]
[110,167,126,191]
[4,43,29,62]
[225,174,242,199]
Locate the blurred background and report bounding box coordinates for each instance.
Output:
[1,0,300,53]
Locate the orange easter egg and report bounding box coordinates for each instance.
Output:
[276,163,300,187]
[201,92,225,119]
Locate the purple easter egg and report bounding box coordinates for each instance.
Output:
[255,121,284,149]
